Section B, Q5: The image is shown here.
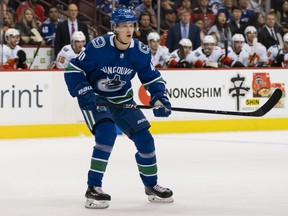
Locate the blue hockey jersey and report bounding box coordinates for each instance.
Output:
[65,34,166,104]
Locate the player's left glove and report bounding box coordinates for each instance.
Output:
[72,82,97,110]
[150,93,172,117]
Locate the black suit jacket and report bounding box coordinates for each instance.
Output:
[258,26,284,50]
[54,19,90,57]
[166,22,201,53]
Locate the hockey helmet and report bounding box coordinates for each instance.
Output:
[283,33,288,43]
[232,34,245,42]
[71,31,86,43]
[147,32,160,42]
[5,28,20,43]
[179,38,192,47]
[111,8,137,26]
[203,35,215,44]
[244,26,257,36]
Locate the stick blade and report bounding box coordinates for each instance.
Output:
[251,88,282,117]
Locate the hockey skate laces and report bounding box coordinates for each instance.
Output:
[153,184,167,192]
[94,187,105,194]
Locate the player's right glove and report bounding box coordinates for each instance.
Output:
[150,93,171,117]
[72,82,97,110]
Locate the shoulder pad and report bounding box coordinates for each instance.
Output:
[91,36,106,48]
[138,41,149,54]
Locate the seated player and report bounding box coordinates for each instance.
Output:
[2,28,27,70]
[227,34,249,67]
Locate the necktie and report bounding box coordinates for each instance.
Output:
[270,28,276,40]
[183,25,188,38]
[71,23,75,34]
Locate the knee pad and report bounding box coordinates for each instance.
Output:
[132,129,155,154]
[95,120,117,147]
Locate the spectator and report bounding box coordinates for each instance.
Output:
[227,6,245,35]
[218,0,235,22]
[3,11,15,33]
[15,7,42,45]
[2,0,16,17]
[208,11,232,49]
[167,38,193,68]
[15,0,45,23]
[146,32,170,68]
[176,0,193,21]
[245,12,265,32]
[159,0,175,21]
[242,26,268,67]
[208,0,223,15]
[238,0,254,23]
[227,33,249,67]
[2,28,27,69]
[258,12,284,50]
[39,6,62,46]
[276,0,288,33]
[166,8,201,52]
[191,0,215,32]
[160,9,177,34]
[51,31,86,69]
[54,3,89,57]
[193,18,206,43]
[133,12,155,45]
[134,0,157,29]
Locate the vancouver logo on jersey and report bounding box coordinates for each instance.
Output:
[97,75,126,92]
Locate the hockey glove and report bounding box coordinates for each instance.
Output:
[72,82,97,110]
[150,93,172,117]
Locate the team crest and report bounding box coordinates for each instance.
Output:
[97,75,126,92]
[92,36,106,48]
[139,42,149,54]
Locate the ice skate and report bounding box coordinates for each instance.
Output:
[145,184,174,203]
[85,186,111,209]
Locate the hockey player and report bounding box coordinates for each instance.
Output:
[167,38,193,68]
[186,35,241,68]
[242,26,268,67]
[227,34,248,67]
[52,31,86,69]
[2,28,27,70]
[64,8,173,209]
[147,32,170,68]
[267,33,288,67]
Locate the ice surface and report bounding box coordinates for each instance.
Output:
[1,131,288,216]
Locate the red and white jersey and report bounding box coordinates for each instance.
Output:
[267,44,282,62]
[2,44,22,64]
[242,42,268,63]
[151,45,170,68]
[56,44,85,69]
[227,47,249,67]
[186,46,224,64]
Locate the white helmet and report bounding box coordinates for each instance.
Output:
[147,32,160,42]
[5,28,20,43]
[232,34,245,42]
[244,26,257,36]
[283,33,288,43]
[71,31,86,44]
[203,35,215,44]
[179,38,192,47]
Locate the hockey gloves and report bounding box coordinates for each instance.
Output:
[72,82,97,110]
[150,93,172,117]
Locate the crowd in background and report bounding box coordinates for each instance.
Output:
[2,0,288,69]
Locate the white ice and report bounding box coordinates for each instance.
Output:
[0,130,288,216]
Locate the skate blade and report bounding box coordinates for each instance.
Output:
[148,195,174,203]
[85,198,109,209]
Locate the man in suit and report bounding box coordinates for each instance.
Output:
[258,12,284,50]
[166,8,201,53]
[54,3,89,57]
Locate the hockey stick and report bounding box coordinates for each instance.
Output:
[249,37,258,65]
[97,89,282,117]
[29,29,43,69]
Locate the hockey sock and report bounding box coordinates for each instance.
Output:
[132,129,158,187]
[88,121,117,187]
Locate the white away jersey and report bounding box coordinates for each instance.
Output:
[2,44,23,64]
[186,46,224,64]
[267,44,282,61]
[56,44,85,69]
[227,47,249,66]
[151,45,170,68]
[242,42,268,62]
